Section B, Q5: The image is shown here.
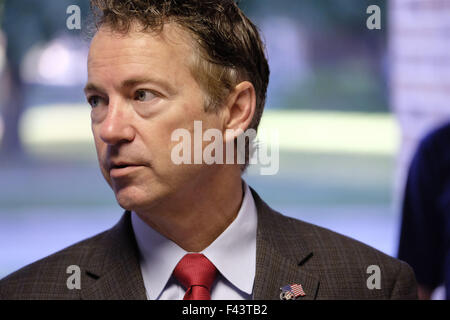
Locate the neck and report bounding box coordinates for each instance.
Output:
[135,166,244,252]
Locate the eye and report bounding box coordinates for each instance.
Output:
[87,95,104,108]
[134,89,157,102]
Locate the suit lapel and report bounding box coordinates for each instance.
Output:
[81,212,147,300]
[253,238,319,300]
[251,188,320,300]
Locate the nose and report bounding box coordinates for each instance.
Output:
[98,100,136,145]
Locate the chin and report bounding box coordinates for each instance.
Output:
[113,185,163,212]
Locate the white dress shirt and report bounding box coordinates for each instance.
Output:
[131,181,258,300]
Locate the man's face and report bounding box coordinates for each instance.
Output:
[85,23,223,212]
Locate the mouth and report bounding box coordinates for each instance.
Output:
[109,163,144,178]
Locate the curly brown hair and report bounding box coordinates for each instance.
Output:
[90,0,270,168]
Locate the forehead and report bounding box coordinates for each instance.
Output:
[87,22,195,76]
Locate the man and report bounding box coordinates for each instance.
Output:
[398,121,450,300]
[0,0,417,300]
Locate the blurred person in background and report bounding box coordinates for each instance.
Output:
[398,121,450,300]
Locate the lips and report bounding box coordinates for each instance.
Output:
[108,161,145,178]
[111,162,135,170]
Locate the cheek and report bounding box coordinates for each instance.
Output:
[92,139,112,187]
[91,128,108,169]
[138,116,192,173]
[92,132,105,158]
[144,122,182,161]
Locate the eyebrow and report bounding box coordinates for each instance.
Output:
[83,83,106,96]
[84,77,174,96]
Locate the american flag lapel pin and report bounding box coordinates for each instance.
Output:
[280,283,306,300]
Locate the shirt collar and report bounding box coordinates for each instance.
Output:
[131,181,257,300]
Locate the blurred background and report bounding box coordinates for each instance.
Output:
[0,0,448,298]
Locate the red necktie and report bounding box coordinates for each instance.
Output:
[172,253,218,300]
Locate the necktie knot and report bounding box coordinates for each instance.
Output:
[172,253,218,300]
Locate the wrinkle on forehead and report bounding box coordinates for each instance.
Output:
[88,21,196,67]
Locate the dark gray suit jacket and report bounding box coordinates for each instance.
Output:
[0,189,417,299]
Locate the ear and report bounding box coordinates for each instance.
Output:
[222,81,256,142]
